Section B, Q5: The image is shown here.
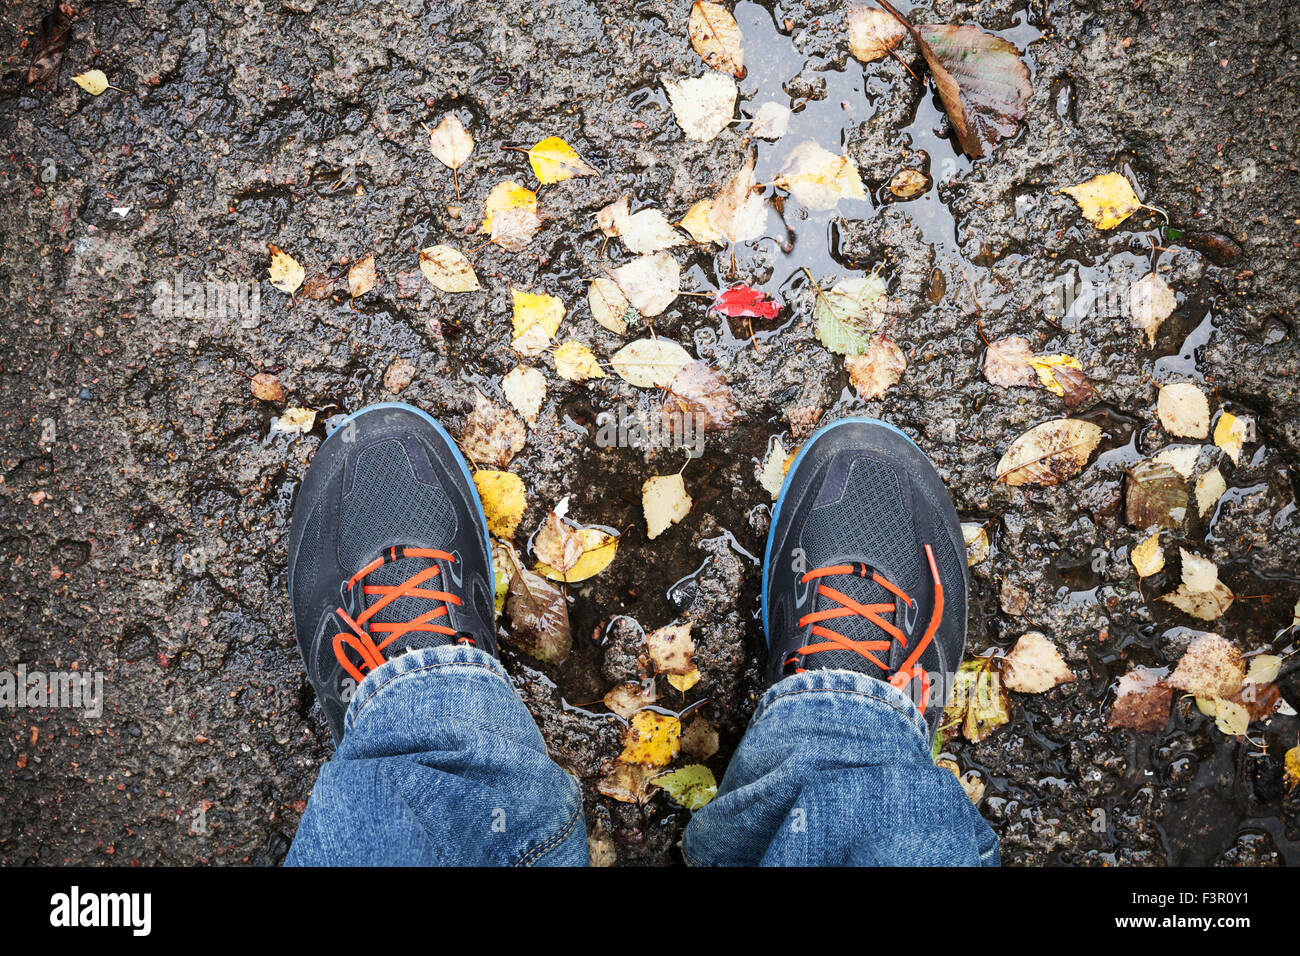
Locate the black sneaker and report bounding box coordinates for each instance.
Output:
[287,402,496,743]
[762,417,968,736]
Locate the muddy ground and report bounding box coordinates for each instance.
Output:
[1,0,1298,866]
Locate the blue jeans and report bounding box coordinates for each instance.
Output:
[286,645,999,866]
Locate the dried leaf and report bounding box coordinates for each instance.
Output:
[597,193,630,237]
[663,72,737,143]
[461,391,526,467]
[273,407,316,434]
[653,764,718,810]
[267,243,305,295]
[1179,548,1219,593]
[940,658,1010,744]
[418,245,480,292]
[480,181,538,233]
[688,1,745,77]
[774,140,867,211]
[1214,699,1250,737]
[618,208,688,254]
[501,365,546,426]
[847,6,907,63]
[428,114,473,173]
[511,287,565,352]
[642,473,691,540]
[995,419,1102,487]
[1285,746,1300,794]
[679,199,724,244]
[1124,460,1187,531]
[526,135,598,184]
[1129,272,1176,345]
[250,372,285,403]
[611,338,692,388]
[1054,365,1098,410]
[1131,532,1165,579]
[501,542,572,664]
[1108,667,1173,731]
[1213,412,1249,464]
[490,205,543,252]
[27,8,71,91]
[1163,581,1234,621]
[1245,654,1282,685]
[1027,353,1083,396]
[1166,634,1245,699]
[707,152,767,243]
[888,168,928,199]
[663,360,742,432]
[680,715,719,759]
[474,470,527,538]
[1158,382,1210,439]
[618,711,681,767]
[554,341,606,382]
[588,277,630,334]
[536,527,619,583]
[347,254,377,298]
[1060,173,1144,230]
[758,438,789,499]
[1152,444,1200,479]
[962,522,990,566]
[534,508,586,574]
[383,357,415,394]
[604,681,657,719]
[813,275,888,356]
[845,337,907,400]
[72,69,115,95]
[983,336,1038,388]
[647,622,696,676]
[598,760,659,804]
[608,252,680,317]
[749,101,790,140]
[1001,632,1074,693]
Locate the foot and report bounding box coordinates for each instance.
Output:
[287,403,496,742]
[762,418,968,735]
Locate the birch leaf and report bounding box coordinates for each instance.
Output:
[664,72,737,143]
[611,338,691,388]
[1108,667,1173,731]
[533,507,586,574]
[526,136,598,184]
[598,760,660,804]
[1124,460,1187,531]
[688,1,745,77]
[596,193,630,237]
[347,254,377,298]
[983,336,1038,388]
[1166,634,1244,700]
[813,275,888,356]
[679,199,724,244]
[750,102,790,140]
[619,208,689,254]
[609,252,680,317]
[511,287,565,346]
[72,69,115,95]
[267,243,305,294]
[647,622,696,676]
[653,765,718,810]
[554,341,606,382]
[642,474,691,539]
[847,7,907,63]
[1001,632,1074,693]
[502,365,546,426]
[461,391,526,467]
[774,140,867,210]
[480,181,538,233]
[536,527,618,583]
[618,712,681,767]
[490,206,543,252]
[1213,412,1249,464]
[1060,173,1144,230]
[963,522,990,566]
[995,419,1102,487]
[604,681,657,719]
[1027,353,1083,396]
[1195,468,1226,516]
[588,277,630,334]
[845,337,906,400]
[1128,272,1176,345]
[663,360,742,432]
[418,245,481,292]
[501,542,572,664]
[474,471,527,539]
[707,152,767,243]
[1157,383,1210,439]
[1131,532,1165,579]
[273,407,316,434]
[428,114,473,172]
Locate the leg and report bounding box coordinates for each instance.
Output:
[687,417,999,866]
[284,402,585,866]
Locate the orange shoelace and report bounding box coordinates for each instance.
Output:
[791,544,944,703]
[332,546,464,683]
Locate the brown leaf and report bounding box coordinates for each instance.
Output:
[1054,364,1097,410]
[983,335,1038,388]
[1108,667,1173,731]
[534,509,585,574]
[250,372,285,403]
[1124,460,1188,531]
[27,7,70,90]
[597,759,659,804]
[661,360,742,433]
[501,543,572,665]
[680,714,719,760]
[845,336,907,400]
[348,254,377,298]
[460,391,525,468]
[995,419,1102,487]
[688,1,746,78]
[1166,633,1245,700]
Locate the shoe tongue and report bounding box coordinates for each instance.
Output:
[804,572,899,675]
[360,553,454,655]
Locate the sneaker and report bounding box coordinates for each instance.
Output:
[287,402,496,742]
[762,417,968,735]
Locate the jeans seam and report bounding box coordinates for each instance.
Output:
[348,658,506,731]
[514,800,582,867]
[753,685,925,737]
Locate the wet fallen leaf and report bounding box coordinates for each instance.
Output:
[758,437,789,499]
[888,168,928,199]
[647,622,696,676]
[553,341,606,382]
[501,542,572,664]
[72,69,118,95]
[680,715,719,760]
[534,506,586,574]
[663,360,742,432]
[1195,468,1226,516]
[480,181,538,233]
[490,205,543,252]
[667,668,701,693]
[712,285,781,319]
[1054,365,1097,410]
[501,365,546,426]
[617,208,689,254]
[1128,272,1176,345]
[511,286,565,354]
[995,419,1102,487]
[643,473,692,540]
[1163,581,1235,621]
[1001,632,1074,693]
[461,391,526,467]
[774,140,867,211]
[1152,444,1200,479]
[588,277,631,334]
[1131,532,1165,579]
[588,822,617,867]
[273,407,316,434]
[604,681,657,719]
[1285,746,1300,794]
[526,135,598,184]
[940,657,1011,744]
[598,759,659,804]
[1027,353,1083,396]
[596,193,630,238]
[707,152,767,243]
[27,7,71,91]
[1179,548,1219,593]
[1213,412,1249,464]
[474,470,527,538]
[267,243,305,295]
[1060,172,1145,230]
[611,338,692,388]
[428,113,473,194]
[347,254,377,298]
[250,372,285,403]
[664,72,737,142]
[618,711,681,767]
[1245,654,1282,685]
[1167,633,1244,699]
[1125,460,1187,531]
[847,6,907,63]
[983,336,1038,388]
[536,526,619,583]
[880,2,1031,158]
[1108,667,1173,731]
[418,245,480,292]
[689,1,745,77]
[845,337,907,400]
[1158,382,1210,439]
[813,274,888,356]
[383,357,415,394]
[962,522,990,566]
[1213,698,1250,737]
[749,101,790,140]
[654,764,718,810]
[608,252,680,317]
[679,199,724,244]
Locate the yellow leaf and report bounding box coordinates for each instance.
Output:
[510,286,564,342]
[688,1,745,78]
[1213,698,1250,737]
[72,70,114,95]
[1213,412,1248,464]
[536,527,619,583]
[774,141,866,211]
[347,254,376,298]
[266,243,305,295]
[667,667,701,692]
[1027,353,1083,396]
[679,199,723,244]
[1059,173,1144,230]
[1131,532,1165,579]
[479,181,537,234]
[473,471,526,538]
[1285,746,1300,794]
[618,711,681,767]
[527,136,598,184]
[553,341,606,382]
[273,407,316,434]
